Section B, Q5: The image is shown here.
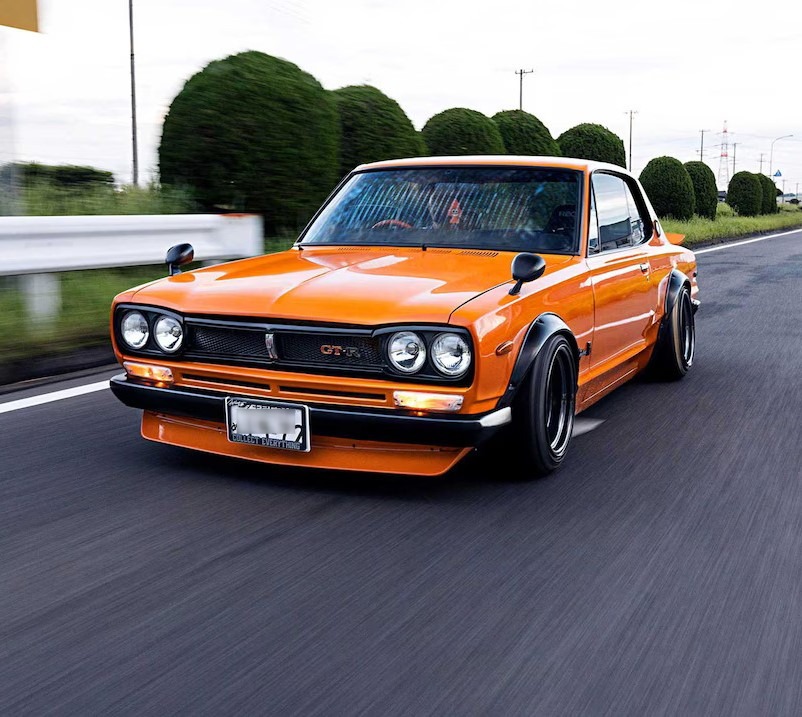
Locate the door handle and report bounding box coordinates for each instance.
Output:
[639,263,650,273]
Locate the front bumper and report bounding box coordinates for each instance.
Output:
[109,375,511,448]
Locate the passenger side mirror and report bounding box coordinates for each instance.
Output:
[509,253,546,296]
[166,243,194,276]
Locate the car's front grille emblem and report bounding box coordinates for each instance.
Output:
[265,331,278,360]
[320,344,362,359]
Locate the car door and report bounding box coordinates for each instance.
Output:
[586,172,659,371]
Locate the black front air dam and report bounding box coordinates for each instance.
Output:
[109,375,511,448]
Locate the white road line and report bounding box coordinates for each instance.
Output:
[0,380,109,415]
[572,418,605,437]
[695,227,802,255]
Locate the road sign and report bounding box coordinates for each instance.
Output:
[774,170,782,177]
[0,0,38,32]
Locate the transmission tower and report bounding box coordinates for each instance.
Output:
[716,120,730,189]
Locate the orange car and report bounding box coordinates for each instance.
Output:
[110,156,699,477]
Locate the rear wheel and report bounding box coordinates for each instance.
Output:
[650,284,695,380]
[510,334,577,477]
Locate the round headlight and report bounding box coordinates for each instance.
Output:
[154,316,183,353]
[431,333,471,377]
[388,331,426,373]
[121,311,149,349]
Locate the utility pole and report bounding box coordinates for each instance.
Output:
[625,110,637,171]
[731,142,737,175]
[769,134,793,179]
[514,69,534,111]
[759,153,767,174]
[129,0,139,186]
[699,129,711,161]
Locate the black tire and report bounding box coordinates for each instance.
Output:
[650,284,695,381]
[510,334,577,477]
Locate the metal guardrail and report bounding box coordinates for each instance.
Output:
[0,213,264,321]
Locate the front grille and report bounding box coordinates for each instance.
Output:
[186,321,383,372]
[277,333,381,367]
[191,326,270,360]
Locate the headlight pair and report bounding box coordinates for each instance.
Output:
[120,311,183,354]
[387,330,471,378]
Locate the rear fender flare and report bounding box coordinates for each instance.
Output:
[496,313,579,409]
[664,269,691,319]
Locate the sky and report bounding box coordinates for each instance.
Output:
[1,0,801,192]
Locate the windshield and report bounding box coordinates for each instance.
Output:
[300,167,583,254]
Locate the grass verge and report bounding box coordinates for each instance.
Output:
[663,203,802,246]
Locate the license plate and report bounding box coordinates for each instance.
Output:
[225,397,311,452]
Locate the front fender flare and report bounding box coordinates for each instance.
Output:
[496,313,579,409]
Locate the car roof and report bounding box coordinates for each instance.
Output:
[355,155,633,176]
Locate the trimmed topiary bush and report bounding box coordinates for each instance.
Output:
[726,172,762,216]
[556,123,626,167]
[683,161,718,220]
[159,51,340,234]
[756,173,778,215]
[421,108,506,156]
[639,157,696,220]
[491,110,560,156]
[332,85,425,177]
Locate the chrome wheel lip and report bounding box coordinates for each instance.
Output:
[544,345,575,455]
[681,293,695,367]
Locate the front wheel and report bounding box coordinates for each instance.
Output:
[649,284,695,381]
[510,334,577,477]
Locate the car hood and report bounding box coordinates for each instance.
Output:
[131,246,572,325]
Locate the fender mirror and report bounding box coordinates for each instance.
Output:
[166,243,194,276]
[509,252,546,296]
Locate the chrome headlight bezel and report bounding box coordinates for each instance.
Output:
[387,330,427,374]
[120,310,150,350]
[153,315,184,353]
[430,332,472,377]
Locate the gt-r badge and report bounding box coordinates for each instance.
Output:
[320,345,361,358]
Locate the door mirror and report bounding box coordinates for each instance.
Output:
[509,253,546,296]
[665,232,685,246]
[166,243,194,276]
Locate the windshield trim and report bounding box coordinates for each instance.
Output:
[295,164,585,256]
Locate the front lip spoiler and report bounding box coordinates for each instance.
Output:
[109,375,511,448]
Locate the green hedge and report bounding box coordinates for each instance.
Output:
[683,161,718,220]
[421,108,506,156]
[727,172,762,217]
[332,85,425,177]
[0,162,113,188]
[556,123,626,167]
[491,110,559,156]
[639,157,695,220]
[756,173,778,215]
[159,51,340,235]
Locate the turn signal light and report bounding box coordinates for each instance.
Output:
[123,361,174,385]
[393,391,463,413]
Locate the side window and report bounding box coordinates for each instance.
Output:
[624,183,647,245]
[592,173,631,253]
[588,185,600,254]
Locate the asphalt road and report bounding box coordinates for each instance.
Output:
[2,230,802,716]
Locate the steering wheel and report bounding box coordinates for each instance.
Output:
[371,219,413,230]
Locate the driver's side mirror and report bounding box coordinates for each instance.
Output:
[509,252,546,296]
